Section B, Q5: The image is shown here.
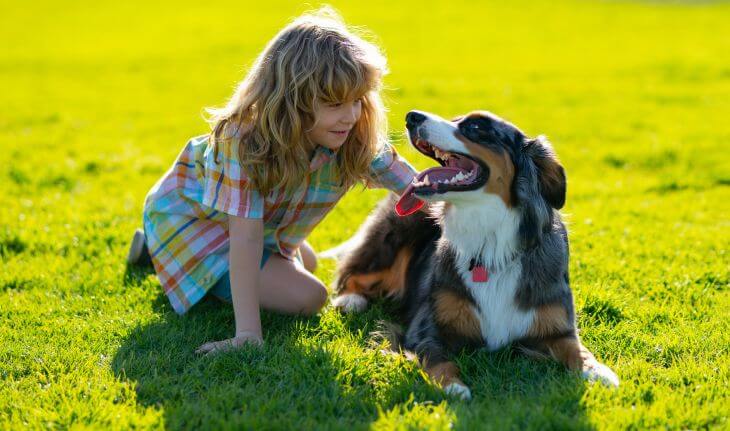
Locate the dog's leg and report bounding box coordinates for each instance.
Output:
[403,304,472,400]
[424,360,472,400]
[333,247,413,313]
[331,272,384,313]
[537,336,619,387]
[521,304,619,387]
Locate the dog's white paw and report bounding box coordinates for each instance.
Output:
[582,362,620,388]
[444,382,472,400]
[332,293,368,313]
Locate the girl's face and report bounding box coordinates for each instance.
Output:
[308,99,362,151]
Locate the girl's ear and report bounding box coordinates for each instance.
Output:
[530,135,566,210]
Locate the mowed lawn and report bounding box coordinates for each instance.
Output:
[1,0,729,429]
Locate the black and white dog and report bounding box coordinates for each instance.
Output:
[330,110,619,399]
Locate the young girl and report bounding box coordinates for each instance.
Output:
[126,9,417,354]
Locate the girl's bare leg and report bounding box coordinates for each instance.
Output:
[197,243,324,355]
[258,251,326,315]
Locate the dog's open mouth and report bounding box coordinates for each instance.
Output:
[396,137,488,216]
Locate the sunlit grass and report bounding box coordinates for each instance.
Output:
[1,0,728,429]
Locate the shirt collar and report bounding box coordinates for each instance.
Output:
[309,146,335,171]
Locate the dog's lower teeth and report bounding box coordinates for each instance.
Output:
[413,169,477,190]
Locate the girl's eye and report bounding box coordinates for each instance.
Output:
[328,98,362,108]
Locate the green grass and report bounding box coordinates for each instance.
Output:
[1,0,729,429]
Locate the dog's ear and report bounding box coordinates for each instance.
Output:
[529,135,566,209]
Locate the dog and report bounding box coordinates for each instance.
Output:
[330,110,619,400]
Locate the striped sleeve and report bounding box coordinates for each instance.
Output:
[368,142,418,194]
[201,139,264,218]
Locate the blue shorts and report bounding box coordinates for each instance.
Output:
[208,248,302,302]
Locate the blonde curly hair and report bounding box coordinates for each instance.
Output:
[206,7,389,194]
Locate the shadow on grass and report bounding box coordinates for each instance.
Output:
[114,271,595,429]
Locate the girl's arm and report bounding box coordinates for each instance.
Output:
[229,215,264,338]
[195,215,264,354]
[368,142,418,194]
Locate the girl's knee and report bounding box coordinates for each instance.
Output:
[300,282,327,315]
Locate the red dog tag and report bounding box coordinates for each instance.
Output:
[472,265,489,283]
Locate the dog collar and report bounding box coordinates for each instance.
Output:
[468,258,489,283]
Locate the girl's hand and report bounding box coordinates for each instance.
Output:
[195,331,263,355]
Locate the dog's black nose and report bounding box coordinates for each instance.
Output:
[406,111,427,129]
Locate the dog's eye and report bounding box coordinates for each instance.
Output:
[464,121,481,133]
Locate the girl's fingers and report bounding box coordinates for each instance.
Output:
[195,340,228,355]
[195,336,262,355]
[194,342,216,355]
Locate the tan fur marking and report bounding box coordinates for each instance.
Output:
[542,337,597,371]
[528,304,574,338]
[340,248,412,300]
[381,248,412,299]
[453,133,515,206]
[433,290,482,340]
[425,361,463,387]
[343,272,383,295]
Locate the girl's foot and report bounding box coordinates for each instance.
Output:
[126,228,151,266]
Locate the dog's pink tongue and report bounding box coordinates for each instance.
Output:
[395,183,424,216]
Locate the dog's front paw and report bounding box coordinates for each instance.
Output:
[332,293,368,313]
[444,382,472,400]
[582,362,619,388]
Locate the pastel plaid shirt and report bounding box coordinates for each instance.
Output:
[143,134,417,314]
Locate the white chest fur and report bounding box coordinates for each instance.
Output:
[440,194,535,351]
[462,262,535,351]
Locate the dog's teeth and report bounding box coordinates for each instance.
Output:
[455,172,464,181]
[424,175,430,186]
